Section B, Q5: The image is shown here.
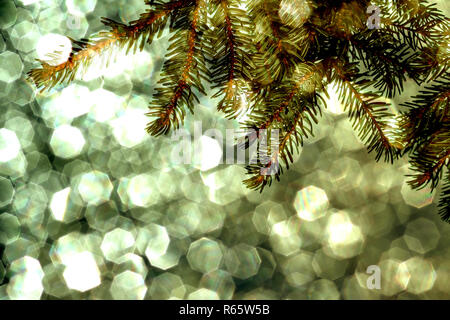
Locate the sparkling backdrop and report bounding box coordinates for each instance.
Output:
[0,0,449,300]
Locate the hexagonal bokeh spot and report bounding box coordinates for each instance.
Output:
[164,201,203,238]
[269,217,302,256]
[118,0,148,23]
[324,211,364,259]
[252,201,287,235]
[400,257,436,295]
[3,237,40,263]
[253,248,277,284]
[0,213,21,245]
[113,253,148,279]
[191,135,223,172]
[12,183,48,226]
[294,185,329,221]
[377,259,410,296]
[77,170,113,205]
[110,271,147,300]
[225,244,261,280]
[182,202,225,235]
[62,251,101,292]
[0,177,14,207]
[4,116,35,149]
[0,128,21,163]
[312,249,348,280]
[50,125,86,159]
[187,288,220,300]
[9,21,41,53]
[200,270,236,300]
[281,251,316,287]
[201,166,250,206]
[7,79,36,106]
[401,182,435,209]
[49,187,84,223]
[36,33,72,66]
[0,80,13,101]
[37,7,66,34]
[110,108,148,148]
[0,1,17,29]
[146,242,182,271]
[85,200,119,232]
[149,272,185,299]
[187,238,223,274]
[101,228,135,264]
[403,218,440,254]
[50,231,83,265]
[42,264,71,299]
[126,173,160,207]
[307,279,340,300]
[140,224,171,266]
[66,0,97,15]
[7,256,44,300]
[328,157,363,192]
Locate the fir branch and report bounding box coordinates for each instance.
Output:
[28,36,118,91]
[407,123,450,190]
[380,1,449,50]
[412,44,450,82]
[248,0,305,84]
[28,0,191,92]
[245,64,319,131]
[349,30,413,97]
[438,169,450,222]
[401,73,450,148]
[243,63,324,191]
[25,0,450,222]
[207,0,254,118]
[243,109,302,191]
[372,1,450,82]
[332,61,398,162]
[146,0,208,136]
[400,72,450,221]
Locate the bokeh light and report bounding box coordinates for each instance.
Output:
[0,0,448,301]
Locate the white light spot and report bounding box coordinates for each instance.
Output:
[127,174,160,207]
[89,89,125,123]
[63,251,101,292]
[193,136,223,171]
[50,187,71,221]
[50,125,86,159]
[294,186,329,221]
[36,33,72,66]
[77,170,113,205]
[325,211,364,259]
[111,109,148,148]
[0,129,21,162]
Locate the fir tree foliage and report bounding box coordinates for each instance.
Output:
[28,0,450,221]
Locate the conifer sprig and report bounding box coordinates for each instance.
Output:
[207,0,254,118]
[243,62,324,191]
[332,60,399,162]
[401,73,449,191]
[27,0,450,221]
[28,0,191,91]
[438,170,450,222]
[146,0,209,135]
